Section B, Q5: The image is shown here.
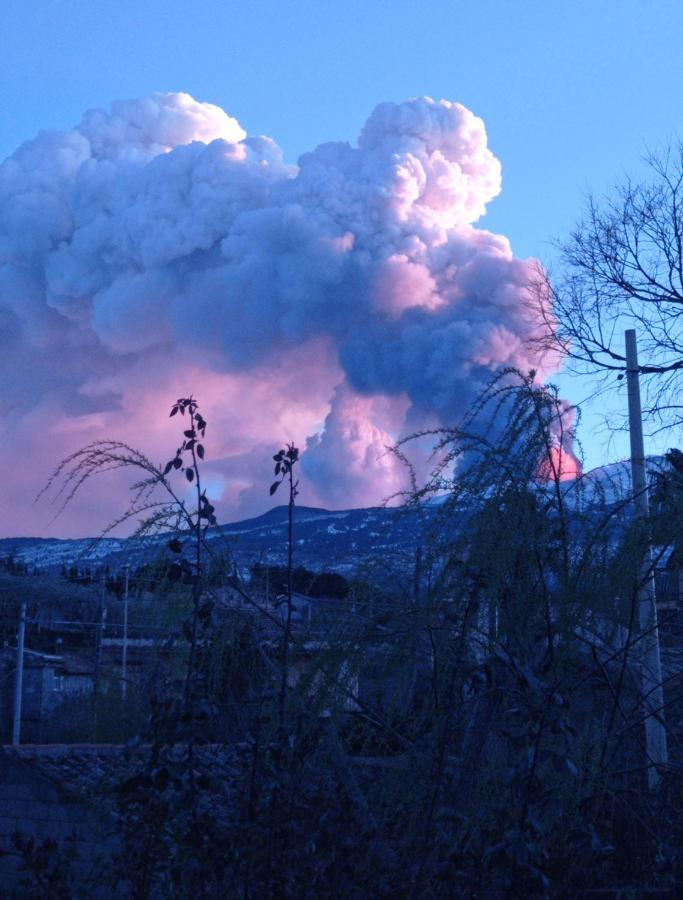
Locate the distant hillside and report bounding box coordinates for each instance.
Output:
[0,457,665,578]
[0,504,438,578]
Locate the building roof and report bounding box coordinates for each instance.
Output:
[0,646,94,675]
[1,744,126,798]
[0,647,62,668]
[57,654,94,676]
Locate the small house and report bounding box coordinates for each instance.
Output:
[0,647,94,744]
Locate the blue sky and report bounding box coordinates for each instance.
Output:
[2,0,683,473]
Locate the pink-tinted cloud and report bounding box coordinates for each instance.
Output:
[1,93,565,536]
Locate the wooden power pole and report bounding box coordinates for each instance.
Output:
[94,571,107,699]
[121,565,129,701]
[625,328,668,788]
[12,602,26,745]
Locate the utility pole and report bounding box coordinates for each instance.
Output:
[121,565,129,702]
[413,545,423,604]
[625,328,668,788]
[12,602,26,745]
[94,571,107,700]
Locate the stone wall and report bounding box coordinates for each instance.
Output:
[0,750,119,895]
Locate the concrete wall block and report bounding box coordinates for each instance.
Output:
[10,804,32,823]
[0,816,21,836]
[0,799,31,820]
[33,819,52,840]
[18,784,34,802]
[14,818,38,838]
[69,822,91,841]
[0,783,32,802]
[47,804,70,823]
[25,801,53,821]
[50,821,76,841]
[0,855,21,887]
[34,818,74,841]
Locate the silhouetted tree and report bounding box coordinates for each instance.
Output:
[538,143,683,430]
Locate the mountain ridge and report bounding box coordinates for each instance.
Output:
[1,457,666,576]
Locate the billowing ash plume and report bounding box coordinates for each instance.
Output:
[1,92,569,537]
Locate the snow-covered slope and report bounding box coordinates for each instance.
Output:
[1,457,666,576]
[0,504,435,576]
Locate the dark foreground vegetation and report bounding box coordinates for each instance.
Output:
[1,376,682,899]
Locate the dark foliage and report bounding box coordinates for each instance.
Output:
[12,382,683,897]
[250,563,350,599]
